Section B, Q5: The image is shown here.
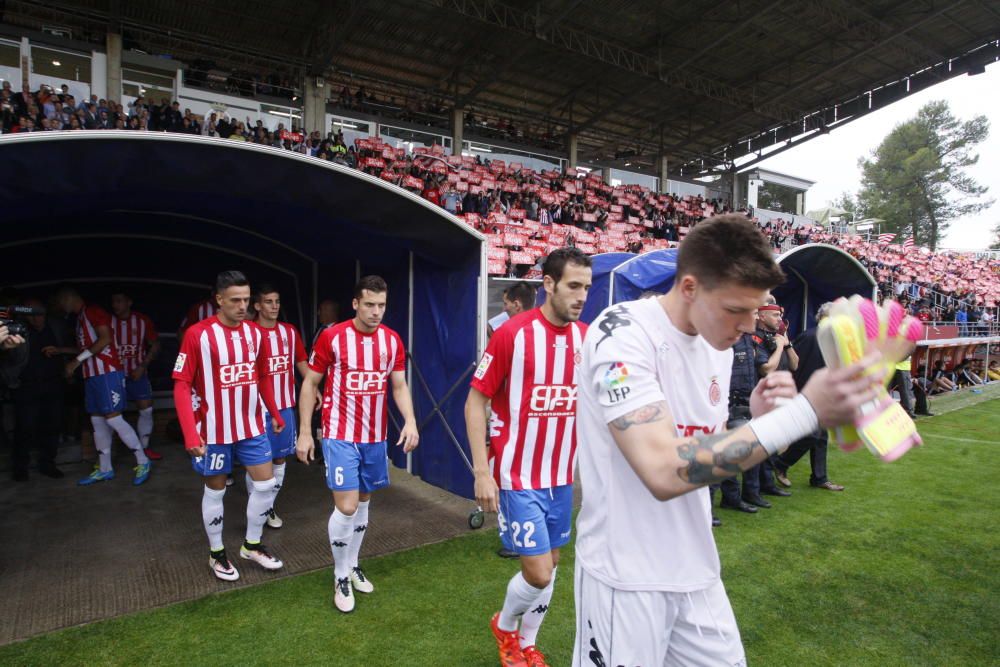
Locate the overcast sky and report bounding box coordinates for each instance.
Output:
[756,62,1000,250]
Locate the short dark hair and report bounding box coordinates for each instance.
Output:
[542,247,592,284]
[354,275,388,299]
[676,215,785,290]
[507,281,536,311]
[254,283,279,302]
[215,270,249,294]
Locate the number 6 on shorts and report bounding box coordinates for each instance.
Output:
[334,466,344,487]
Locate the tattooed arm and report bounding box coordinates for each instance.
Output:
[608,401,772,501]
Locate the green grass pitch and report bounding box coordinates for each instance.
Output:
[1,401,997,666]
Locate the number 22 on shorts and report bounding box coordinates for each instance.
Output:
[511,520,536,549]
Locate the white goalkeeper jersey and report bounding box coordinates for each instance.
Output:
[575,297,733,592]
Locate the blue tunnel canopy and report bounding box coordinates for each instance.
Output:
[0,131,487,498]
[774,243,877,338]
[578,243,875,338]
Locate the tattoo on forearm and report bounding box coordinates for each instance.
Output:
[610,401,667,431]
[676,432,762,485]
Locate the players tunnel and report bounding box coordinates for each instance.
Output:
[0,131,487,498]
[774,243,878,339]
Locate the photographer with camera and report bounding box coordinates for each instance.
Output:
[0,308,29,480]
[9,299,67,481]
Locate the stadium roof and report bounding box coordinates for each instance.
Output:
[5,0,1000,176]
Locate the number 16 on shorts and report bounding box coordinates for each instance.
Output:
[191,444,232,476]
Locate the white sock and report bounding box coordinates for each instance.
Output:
[137,407,154,448]
[519,567,556,649]
[245,478,276,544]
[91,416,113,473]
[347,500,370,569]
[272,463,286,511]
[202,486,226,551]
[328,508,356,581]
[498,571,545,632]
[106,415,149,465]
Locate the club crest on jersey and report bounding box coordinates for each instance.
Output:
[174,353,187,373]
[709,377,722,406]
[573,351,582,366]
[474,352,494,380]
[379,352,388,367]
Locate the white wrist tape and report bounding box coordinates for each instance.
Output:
[748,393,819,456]
[76,349,94,362]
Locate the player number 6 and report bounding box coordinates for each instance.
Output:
[334,466,344,486]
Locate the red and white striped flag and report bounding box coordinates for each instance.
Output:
[877,233,896,244]
[901,237,914,249]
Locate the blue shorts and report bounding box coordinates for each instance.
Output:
[125,375,153,402]
[498,485,574,557]
[84,371,126,415]
[265,407,297,459]
[191,433,272,476]
[322,439,389,493]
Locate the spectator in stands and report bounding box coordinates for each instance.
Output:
[986,360,1000,382]
[956,307,970,337]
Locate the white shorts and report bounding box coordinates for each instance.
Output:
[572,564,746,667]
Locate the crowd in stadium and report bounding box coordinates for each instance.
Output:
[4,79,998,323]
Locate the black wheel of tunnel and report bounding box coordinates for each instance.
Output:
[0,132,486,498]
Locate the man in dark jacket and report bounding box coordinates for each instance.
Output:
[772,302,845,491]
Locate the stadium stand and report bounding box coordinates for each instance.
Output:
[4,79,997,326]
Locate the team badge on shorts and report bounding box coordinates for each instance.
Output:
[709,376,721,406]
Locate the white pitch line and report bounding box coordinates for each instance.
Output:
[922,433,997,445]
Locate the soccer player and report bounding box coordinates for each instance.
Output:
[252,284,309,528]
[177,293,218,339]
[296,275,420,613]
[55,287,152,486]
[466,248,592,667]
[572,215,885,666]
[172,270,286,581]
[111,290,162,461]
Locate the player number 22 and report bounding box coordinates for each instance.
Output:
[511,521,536,549]
[208,453,226,471]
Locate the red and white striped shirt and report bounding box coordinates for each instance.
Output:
[178,298,217,334]
[310,321,406,444]
[470,308,587,491]
[258,321,307,410]
[76,304,121,379]
[112,311,158,375]
[172,316,269,445]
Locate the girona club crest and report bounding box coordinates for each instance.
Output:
[573,351,582,366]
[708,377,722,406]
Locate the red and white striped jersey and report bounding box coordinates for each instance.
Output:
[470,308,587,491]
[172,316,269,445]
[178,298,218,334]
[309,320,406,444]
[112,311,159,375]
[257,321,308,410]
[76,304,121,379]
